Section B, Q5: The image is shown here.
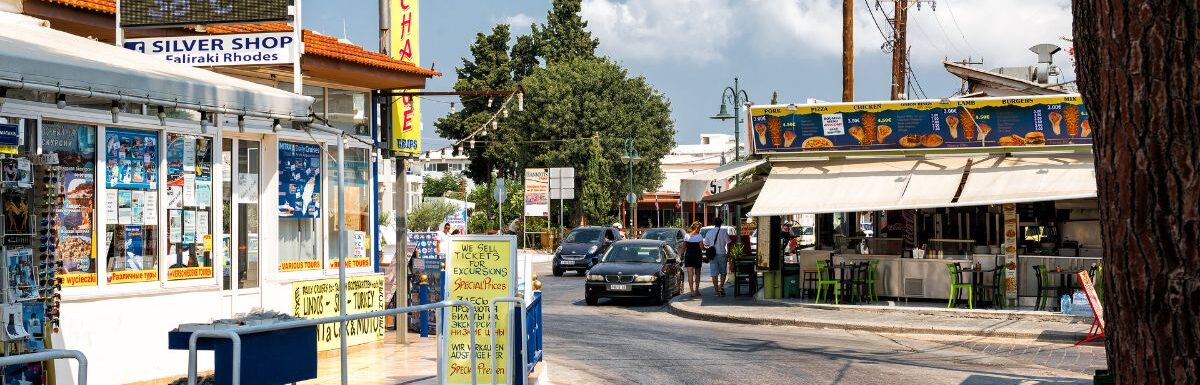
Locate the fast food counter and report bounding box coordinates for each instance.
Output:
[834,254,1002,300]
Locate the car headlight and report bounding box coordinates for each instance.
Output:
[555,246,562,254]
[633,275,657,283]
[587,245,598,254]
[587,274,605,282]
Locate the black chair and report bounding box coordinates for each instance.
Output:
[733,260,758,296]
[846,262,871,304]
[979,267,1006,309]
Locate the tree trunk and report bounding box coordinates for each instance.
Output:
[1072,1,1200,383]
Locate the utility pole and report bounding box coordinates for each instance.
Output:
[885,0,935,100]
[890,0,908,100]
[842,0,854,102]
[380,0,409,345]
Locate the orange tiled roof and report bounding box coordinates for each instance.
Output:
[41,0,440,77]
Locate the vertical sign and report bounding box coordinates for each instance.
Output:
[389,0,421,155]
[523,169,549,217]
[1002,203,1019,304]
[442,235,517,385]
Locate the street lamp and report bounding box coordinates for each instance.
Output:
[711,77,751,161]
[621,137,641,233]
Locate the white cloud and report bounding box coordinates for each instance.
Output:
[581,0,737,63]
[903,0,1074,69]
[741,0,887,58]
[499,13,537,31]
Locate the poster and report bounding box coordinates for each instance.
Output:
[104,190,119,224]
[197,210,209,236]
[168,210,182,243]
[130,191,144,225]
[182,174,196,207]
[1003,203,1019,304]
[195,181,211,208]
[182,137,196,172]
[292,275,385,351]
[442,235,517,385]
[117,190,132,224]
[144,191,158,225]
[1,158,31,188]
[523,168,549,217]
[278,141,322,218]
[182,210,196,244]
[749,94,1091,155]
[123,225,145,270]
[7,248,36,301]
[2,193,30,234]
[43,123,98,286]
[22,302,45,350]
[104,128,158,190]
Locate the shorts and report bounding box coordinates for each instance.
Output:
[708,254,728,276]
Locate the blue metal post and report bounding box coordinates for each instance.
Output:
[419,281,430,337]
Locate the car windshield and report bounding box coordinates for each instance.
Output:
[641,230,676,241]
[602,244,662,263]
[564,229,604,244]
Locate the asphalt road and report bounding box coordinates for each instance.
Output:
[538,261,1091,385]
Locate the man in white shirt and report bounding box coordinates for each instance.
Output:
[703,217,731,296]
[436,222,453,258]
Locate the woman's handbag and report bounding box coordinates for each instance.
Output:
[703,245,714,263]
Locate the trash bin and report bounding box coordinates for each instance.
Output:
[782,258,801,298]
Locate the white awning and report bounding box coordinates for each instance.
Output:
[0,12,312,120]
[679,159,765,202]
[749,158,969,216]
[955,155,1097,206]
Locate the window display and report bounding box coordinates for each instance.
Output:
[326,147,371,269]
[278,141,322,272]
[103,128,159,284]
[39,122,97,287]
[165,134,214,280]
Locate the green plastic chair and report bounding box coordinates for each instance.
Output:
[991,267,1007,309]
[815,260,841,304]
[946,263,974,309]
[1033,265,1058,311]
[865,260,880,302]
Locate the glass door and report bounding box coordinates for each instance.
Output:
[221,139,261,291]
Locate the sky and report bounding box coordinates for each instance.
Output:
[305,0,1076,150]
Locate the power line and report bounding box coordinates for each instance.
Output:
[941,0,978,57]
[929,7,970,58]
[910,11,954,58]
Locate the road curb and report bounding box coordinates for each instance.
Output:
[758,298,1091,324]
[667,300,1088,343]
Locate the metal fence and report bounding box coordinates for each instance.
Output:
[525,291,544,371]
[0,349,88,385]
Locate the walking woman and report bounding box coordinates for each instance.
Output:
[682,221,705,297]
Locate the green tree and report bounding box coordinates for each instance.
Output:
[422,172,462,198]
[509,58,675,221]
[538,0,599,64]
[434,25,517,182]
[581,135,614,225]
[466,179,524,229]
[406,201,458,231]
[511,29,541,82]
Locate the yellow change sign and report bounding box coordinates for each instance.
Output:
[292,275,386,351]
[442,236,516,385]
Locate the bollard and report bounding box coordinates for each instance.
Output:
[419,274,431,337]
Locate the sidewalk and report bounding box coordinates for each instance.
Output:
[299,331,550,385]
[668,286,1096,343]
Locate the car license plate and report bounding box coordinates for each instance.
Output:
[560,260,575,266]
[608,284,630,291]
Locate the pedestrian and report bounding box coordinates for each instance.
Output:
[703,217,731,296]
[682,221,705,297]
[436,222,452,258]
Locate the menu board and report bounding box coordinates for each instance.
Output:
[749,94,1091,154]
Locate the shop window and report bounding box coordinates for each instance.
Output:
[327,89,369,136]
[40,122,99,287]
[165,134,215,281]
[103,128,160,284]
[278,141,323,272]
[325,147,372,269]
[224,139,261,289]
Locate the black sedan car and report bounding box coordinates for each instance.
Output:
[553,226,621,276]
[584,240,683,306]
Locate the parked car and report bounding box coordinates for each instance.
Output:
[584,240,683,306]
[640,228,685,254]
[640,228,685,289]
[553,226,622,276]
